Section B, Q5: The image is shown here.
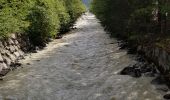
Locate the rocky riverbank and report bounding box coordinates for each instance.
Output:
[117,38,170,99]
[0,34,37,77]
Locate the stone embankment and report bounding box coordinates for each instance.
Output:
[0,34,31,76]
[137,46,170,74]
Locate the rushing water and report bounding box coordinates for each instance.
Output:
[0,13,166,100]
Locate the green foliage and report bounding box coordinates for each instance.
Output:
[91,0,131,35]
[91,0,170,41]
[64,0,86,23]
[0,0,85,46]
[27,0,60,46]
[0,0,31,38]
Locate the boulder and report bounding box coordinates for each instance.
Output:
[120,66,142,78]
[164,94,170,99]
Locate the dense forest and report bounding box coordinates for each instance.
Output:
[0,0,85,46]
[91,0,170,49]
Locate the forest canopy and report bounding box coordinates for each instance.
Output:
[91,0,170,38]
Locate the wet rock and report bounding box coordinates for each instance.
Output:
[26,63,31,65]
[0,68,10,77]
[127,48,137,54]
[136,56,145,62]
[156,85,169,92]
[164,94,170,99]
[117,41,128,49]
[120,66,141,78]
[36,60,40,62]
[120,61,157,78]
[119,43,128,49]
[56,35,62,39]
[151,76,166,85]
[10,62,22,68]
[144,72,155,77]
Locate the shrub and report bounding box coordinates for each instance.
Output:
[27,0,60,46]
[0,0,30,39]
[0,0,86,46]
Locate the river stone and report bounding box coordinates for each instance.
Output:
[0,68,10,77]
[120,66,141,78]
[164,94,170,99]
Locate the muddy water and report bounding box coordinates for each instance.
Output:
[0,13,165,100]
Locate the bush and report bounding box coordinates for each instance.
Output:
[27,0,60,46]
[91,0,131,36]
[0,0,30,38]
[91,0,170,37]
[0,0,86,46]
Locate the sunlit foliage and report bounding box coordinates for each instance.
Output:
[0,0,85,46]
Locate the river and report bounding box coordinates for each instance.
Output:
[0,13,165,100]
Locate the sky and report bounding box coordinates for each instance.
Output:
[82,0,91,7]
